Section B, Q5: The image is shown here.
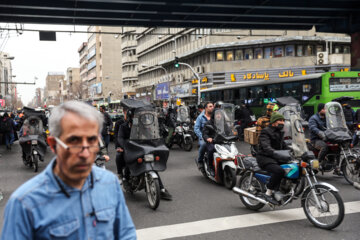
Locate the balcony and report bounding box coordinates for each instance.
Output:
[121,40,137,50]
[122,55,137,63]
[122,70,138,79]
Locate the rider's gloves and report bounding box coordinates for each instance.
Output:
[318,131,326,140]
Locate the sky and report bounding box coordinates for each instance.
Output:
[0,24,88,105]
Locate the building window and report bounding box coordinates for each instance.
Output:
[316,45,323,53]
[235,49,243,60]
[297,45,303,56]
[274,46,283,57]
[285,45,295,56]
[216,51,224,61]
[254,48,263,59]
[304,45,314,56]
[264,47,273,59]
[333,46,341,54]
[343,46,350,54]
[244,49,253,60]
[226,50,234,61]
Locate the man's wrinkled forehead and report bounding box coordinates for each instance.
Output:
[60,112,99,133]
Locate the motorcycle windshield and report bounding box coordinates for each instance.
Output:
[290,113,308,157]
[221,103,235,122]
[22,117,44,135]
[130,110,160,140]
[279,105,299,138]
[214,109,237,137]
[325,102,347,130]
[177,106,190,123]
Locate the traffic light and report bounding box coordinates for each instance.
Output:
[174,57,179,68]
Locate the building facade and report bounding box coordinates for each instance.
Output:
[45,72,64,105]
[85,26,123,105]
[65,67,81,100]
[0,52,15,107]
[78,42,88,99]
[134,28,350,104]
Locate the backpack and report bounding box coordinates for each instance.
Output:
[0,118,12,133]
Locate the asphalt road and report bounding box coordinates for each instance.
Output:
[0,141,360,239]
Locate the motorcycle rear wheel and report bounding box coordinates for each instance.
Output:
[238,172,265,210]
[302,185,344,230]
[145,174,160,210]
[32,154,39,172]
[341,156,360,185]
[223,166,236,189]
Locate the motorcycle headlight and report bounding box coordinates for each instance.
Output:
[183,126,189,131]
[175,126,183,133]
[310,160,319,169]
[144,154,154,162]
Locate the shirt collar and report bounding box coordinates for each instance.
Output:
[45,157,101,196]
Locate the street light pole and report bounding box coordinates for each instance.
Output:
[177,62,201,105]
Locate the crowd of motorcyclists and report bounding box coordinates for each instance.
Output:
[2,96,360,228]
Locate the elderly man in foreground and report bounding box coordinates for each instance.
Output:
[0,101,136,239]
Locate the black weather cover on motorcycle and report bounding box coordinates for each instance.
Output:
[213,109,238,142]
[325,102,352,142]
[177,106,190,123]
[19,116,47,157]
[124,105,169,176]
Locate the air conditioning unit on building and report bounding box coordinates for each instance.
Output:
[196,65,204,74]
[317,52,329,65]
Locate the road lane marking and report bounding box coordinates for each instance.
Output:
[136,201,360,240]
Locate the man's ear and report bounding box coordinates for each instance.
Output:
[47,136,57,153]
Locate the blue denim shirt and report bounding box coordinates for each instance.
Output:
[0,159,136,240]
[194,111,208,140]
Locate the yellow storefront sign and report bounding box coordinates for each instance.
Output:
[279,70,294,78]
[231,74,236,82]
[243,72,269,81]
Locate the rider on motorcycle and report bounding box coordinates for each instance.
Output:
[117,107,173,200]
[256,102,279,133]
[308,103,342,175]
[194,102,214,169]
[202,110,232,176]
[256,112,287,205]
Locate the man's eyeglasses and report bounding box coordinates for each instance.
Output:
[54,137,99,154]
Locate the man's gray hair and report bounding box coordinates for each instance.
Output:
[49,101,104,137]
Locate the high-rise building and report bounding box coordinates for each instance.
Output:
[0,52,14,105]
[86,26,123,105]
[78,42,88,99]
[65,67,81,100]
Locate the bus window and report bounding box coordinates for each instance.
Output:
[239,88,247,103]
[301,78,321,103]
[266,84,282,98]
[283,82,301,101]
[224,89,233,101]
[248,86,264,106]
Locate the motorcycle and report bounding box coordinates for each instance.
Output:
[200,107,238,189]
[308,102,360,184]
[121,99,169,210]
[19,115,47,172]
[95,138,107,169]
[233,111,345,230]
[166,106,193,151]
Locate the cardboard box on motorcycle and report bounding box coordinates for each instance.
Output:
[244,127,260,145]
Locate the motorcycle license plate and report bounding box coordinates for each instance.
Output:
[31,140,38,145]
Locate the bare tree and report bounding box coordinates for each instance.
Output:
[69,81,87,100]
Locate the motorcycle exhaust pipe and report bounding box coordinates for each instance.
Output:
[232,187,269,205]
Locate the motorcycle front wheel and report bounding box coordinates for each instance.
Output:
[182,139,193,151]
[32,154,39,172]
[145,173,160,210]
[223,166,236,189]
[341,156,360,185]
[302,184,344,230]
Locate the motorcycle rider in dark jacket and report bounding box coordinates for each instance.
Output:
[99,105,113,151]
[117,108,173,200]
[256,113,287,205]
[308,103,341,175]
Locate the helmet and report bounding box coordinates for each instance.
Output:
[266,102,279,112]
[214,101,224,109]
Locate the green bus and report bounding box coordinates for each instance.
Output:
[200,71,360,118]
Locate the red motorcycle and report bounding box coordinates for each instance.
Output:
[308,102,360,185]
